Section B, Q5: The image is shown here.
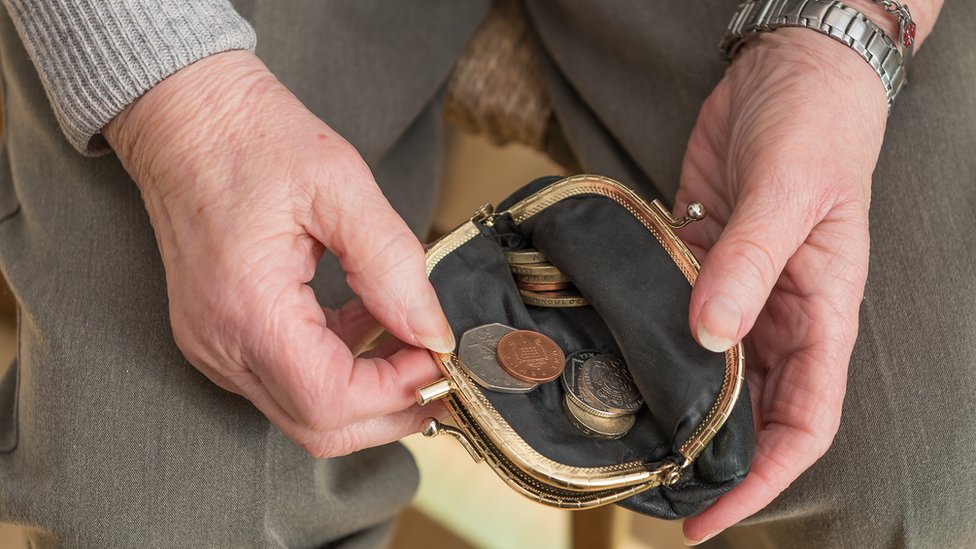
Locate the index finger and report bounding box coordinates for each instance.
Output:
[242,280,439,434]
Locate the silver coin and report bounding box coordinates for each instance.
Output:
[563,394,636,439]
[561,350,627,418]
[458,323,537,393]
[579,354,644,415]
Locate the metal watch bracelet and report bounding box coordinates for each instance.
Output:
[720,0,915,111]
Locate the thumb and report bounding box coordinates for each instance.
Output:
[689,184,823,352]
[308,160,455,354]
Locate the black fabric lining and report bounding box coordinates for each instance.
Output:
[432,229,666,467]
[428,180,754,517]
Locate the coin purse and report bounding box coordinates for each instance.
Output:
[416,174,755,518]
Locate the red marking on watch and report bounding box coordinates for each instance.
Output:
[902,22,916,47]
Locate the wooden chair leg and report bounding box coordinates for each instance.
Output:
[572,506,632,549]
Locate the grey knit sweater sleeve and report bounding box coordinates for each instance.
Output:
[3,0,256,155]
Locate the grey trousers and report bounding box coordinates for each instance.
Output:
[0,1,973,547]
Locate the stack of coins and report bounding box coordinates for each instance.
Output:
[458,324,565,394]
[561,351,643,439]
[456,324,646,441]
[504,248,589,308]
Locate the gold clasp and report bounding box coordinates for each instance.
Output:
[653,458,692,487]
[421,417,484,463]
[416,377,454,405]
[470,203,497,227]
[650,200,706,229]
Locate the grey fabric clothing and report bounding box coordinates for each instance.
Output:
[0,1,490,546]
[708,3,976,545]
[2,0,256,155]
[0,1,974,548]
[525,2,976,547]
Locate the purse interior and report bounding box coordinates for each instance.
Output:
[428,179,730,470]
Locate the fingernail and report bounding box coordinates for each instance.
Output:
[684,531,719,546]
[408,296,456,354]
[416,331,456,354]
[696,295,740,353]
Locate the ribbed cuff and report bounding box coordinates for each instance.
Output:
[5,0,257,155]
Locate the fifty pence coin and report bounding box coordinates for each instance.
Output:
[519,289,589,308]
[504,249,548,265]
[579,354,644,415]
[561,350,627,418]
[563,394,636,439]
[458,323,537,393]
[496,330,565,383]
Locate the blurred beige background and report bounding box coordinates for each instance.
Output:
[0,125,687,548]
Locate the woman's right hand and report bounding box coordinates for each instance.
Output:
[104,50,454,457]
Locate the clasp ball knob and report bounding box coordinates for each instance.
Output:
[686,202,706,220]
[421,418,440,437]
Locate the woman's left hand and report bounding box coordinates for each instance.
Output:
[675,27,888,543]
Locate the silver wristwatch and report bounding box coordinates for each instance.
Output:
[720,0,916,111]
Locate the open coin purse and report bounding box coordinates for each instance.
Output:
[416,175,755,518]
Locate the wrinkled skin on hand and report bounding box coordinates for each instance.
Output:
[104,51,454,459]
[676,29,888,541]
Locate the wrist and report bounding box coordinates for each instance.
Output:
[103,50,278,193]
[723,0,941,114]
[740,27,889,106]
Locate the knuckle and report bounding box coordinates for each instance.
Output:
[348,227,423,279]
[288,389,342,435]
[304,428,361,459]
[288,347,352,433]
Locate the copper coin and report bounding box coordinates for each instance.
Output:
[496,330,565,383]
[516,281,572,291]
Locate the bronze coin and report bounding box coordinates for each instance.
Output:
[516,281,572,291]
[504,249,548,265]
[496,330,565,383]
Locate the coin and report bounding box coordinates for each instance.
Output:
[563,394,636,439]
[496,330,565,383]
[458,323,538,393]
[579,354,644,415]
[504,249,548,265]
[561,350,628,418]
[516,281,573,291]
[509,263,564,277]
[519,289,589,308]
[513,271,571,284]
